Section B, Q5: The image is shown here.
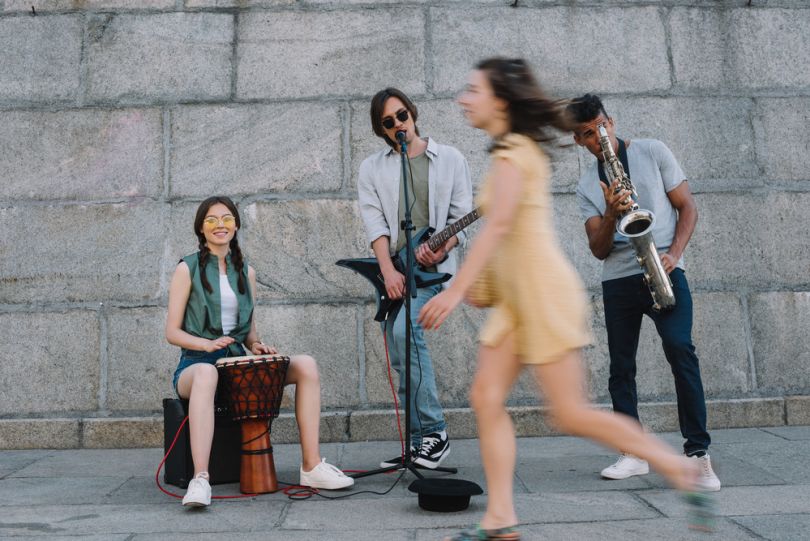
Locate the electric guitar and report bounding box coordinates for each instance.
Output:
[337,207,481,322]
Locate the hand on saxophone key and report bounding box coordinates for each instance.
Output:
[600,180,634,219]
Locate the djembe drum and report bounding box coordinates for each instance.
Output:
[215,355,290,494]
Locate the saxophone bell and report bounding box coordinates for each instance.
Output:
[617,210,676,312]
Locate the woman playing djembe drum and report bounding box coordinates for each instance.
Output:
[166,196,353,507]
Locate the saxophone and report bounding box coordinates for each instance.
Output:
[598,124,676,312]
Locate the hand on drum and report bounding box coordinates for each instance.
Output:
[250,342,278,355]
[205,336,235,352]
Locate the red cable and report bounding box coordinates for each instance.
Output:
[155,414,257,500]
[383,330,407,462]
[156,331,404,500]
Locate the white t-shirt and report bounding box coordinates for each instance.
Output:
[219,274,238,335]
[576,138,686,282]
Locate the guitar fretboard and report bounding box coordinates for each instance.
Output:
[426,207,481,251]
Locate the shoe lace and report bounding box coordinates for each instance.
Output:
[317,459,346,477]
[419,436,440,454]
[699,457,714,476]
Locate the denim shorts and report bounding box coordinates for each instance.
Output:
[172,346,246,396]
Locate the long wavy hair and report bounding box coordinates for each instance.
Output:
[476,57,575,151]
[193,196,246,295]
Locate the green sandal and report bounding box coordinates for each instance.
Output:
[444,524,521,541]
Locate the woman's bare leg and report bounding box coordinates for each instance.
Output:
[176,363,218,477]
[532,349,697,491]
[469,333,524,530]
[285,354,322,471]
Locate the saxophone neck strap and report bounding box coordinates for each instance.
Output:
[598,138,630,187]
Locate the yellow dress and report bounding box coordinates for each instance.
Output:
[474,133,592,364]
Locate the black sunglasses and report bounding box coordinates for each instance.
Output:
[381,109,409,130]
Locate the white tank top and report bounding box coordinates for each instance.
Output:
[219,274,238,335]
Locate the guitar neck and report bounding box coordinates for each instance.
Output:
[426,207,481,251]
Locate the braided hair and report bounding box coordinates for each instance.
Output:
[193,196,246,294]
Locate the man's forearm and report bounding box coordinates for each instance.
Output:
[590,215,618,260]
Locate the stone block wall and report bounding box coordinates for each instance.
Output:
[1,0,809,448]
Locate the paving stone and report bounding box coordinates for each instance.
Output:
[0,450,51,478]
[430,6,669,95]
[720,439,810,485]
[0,15,81,103]
[641,446,787,489]
[749,292,810,393]
[237,9,424,99]
[707,427,787,444]
[0,501,285,536]
[508,517,759,541]
[8,448,164,478]
[170,103,342,198]
[516,454,649,493]
[134,532,412,541]
[86,13,233,103]
[0,203,167,303]
[0,476,127,506]
[0,311,99,415]
[733,514,810,541]
[0,109,162,201]
[638,484,810,518]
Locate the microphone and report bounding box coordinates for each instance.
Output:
[396,130,406,144]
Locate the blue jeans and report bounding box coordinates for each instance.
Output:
[382,284,446,446]
[602,269,710,455]
[172,345,245,395]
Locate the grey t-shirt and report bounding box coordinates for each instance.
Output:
[576,138,686,282]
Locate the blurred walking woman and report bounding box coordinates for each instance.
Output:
[418,59,699,540]
[165,196,352,508]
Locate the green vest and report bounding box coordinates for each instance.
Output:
[181,252,253,357]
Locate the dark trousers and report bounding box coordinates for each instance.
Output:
[602,268,710,455]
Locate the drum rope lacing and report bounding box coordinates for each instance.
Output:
[155,329,413,501]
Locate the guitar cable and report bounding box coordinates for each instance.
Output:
[155,328,410,502]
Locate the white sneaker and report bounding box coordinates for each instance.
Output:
[601,454,650,480]
[182,476,211,507]
[691,453,721,492]
[299,458,355,490]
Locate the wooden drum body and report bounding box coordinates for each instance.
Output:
[215,355,290,494]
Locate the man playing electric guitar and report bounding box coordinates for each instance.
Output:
[356,87,473,469]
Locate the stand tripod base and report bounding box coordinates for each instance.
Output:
[349,461,457,480]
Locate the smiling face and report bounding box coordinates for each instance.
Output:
[200,202,238,248]
[380,97,417,147]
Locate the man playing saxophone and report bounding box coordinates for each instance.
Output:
[568,94,721,492]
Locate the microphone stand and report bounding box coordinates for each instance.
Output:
[350,131,457,481]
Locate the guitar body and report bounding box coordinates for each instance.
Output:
[336,227,451,322]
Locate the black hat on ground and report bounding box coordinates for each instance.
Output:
[408,478,483,512]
